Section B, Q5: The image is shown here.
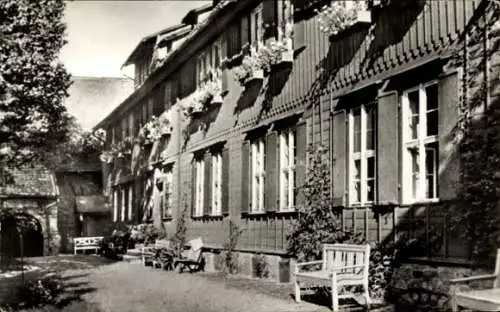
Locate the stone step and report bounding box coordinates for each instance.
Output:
[122,254,142,263]
[125,248,145,257]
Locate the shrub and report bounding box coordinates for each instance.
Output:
[253,253,269,279]
[222,220,243,275]
[287,144,362,262]
[14,275,64,309]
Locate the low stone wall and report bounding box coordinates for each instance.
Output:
[387,263,492,311]
[202,249,293,283]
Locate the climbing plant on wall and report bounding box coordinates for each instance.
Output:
[287,144,360,262]
[453,0,500,264]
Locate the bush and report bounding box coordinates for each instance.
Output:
[252,254,269,278]
[222,220,243,275]
[13,275,64,309]
[367,239,411,300]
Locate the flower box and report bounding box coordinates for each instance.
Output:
[317,1,372,37]
[277,38,294,64]
[245,69,264,85]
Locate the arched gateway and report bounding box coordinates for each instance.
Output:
[1,214,44,257]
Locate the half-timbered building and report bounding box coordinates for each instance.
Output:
[95,0,500,281]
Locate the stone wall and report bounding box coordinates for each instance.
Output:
[2,198,60,256]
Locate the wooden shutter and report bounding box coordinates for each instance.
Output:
[295,123,307,208]
[265,132,278,212]
[164,81,172,110]
[191,159,197,217]
[377,91,399,205]
[241,141,250,214]
[222,68,229,92]
[438,70,461,200]
[263,0,277,40]
[293,20,305,50]
[204,152,212,216]
[221,147,230,215]
[332,111,347,206]
[241,14,250,47]
[226,23,241,58]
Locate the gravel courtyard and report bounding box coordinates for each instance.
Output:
[60,261,328,312]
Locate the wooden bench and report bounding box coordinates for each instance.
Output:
[141,239,173,268]
[450,249,500,311]
[294,243,371,312]
[174,237,205,273]
[73,236,104,255]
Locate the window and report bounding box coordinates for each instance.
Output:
[279,129,296,211]
[128,185,133,221]
[113,189,118,222]
[164,168,173,219]
[348,104,376,205]
[194,158,205,217]
[402,82,439,202]
[120,187,126,221]
[211,152,223,215]
[251,5,263,48]
[251,138,265,213]
[128,113,134,137]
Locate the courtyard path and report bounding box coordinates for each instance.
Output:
[62,261,328,312]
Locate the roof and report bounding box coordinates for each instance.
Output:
[64,77,134,130]
[0,167,58,198]
[181,3,213,25]
[95,0,239,130]
[157,26,192,48]
[75,195,109,214]
[122,23,189,68]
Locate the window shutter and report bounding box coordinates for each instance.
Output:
[191,159,197,217]
[332,111,347,207]
[241,15,250,47]
[265,132,278,212]
[295,123,307,208]
[164,81,172,110]
[263,0,277,40]
[438,70,461,200]
[241,141,250,214]
[222,68,229,93]
[204,152,212,216]
[377,91,399,205]
[222,147,230,215]
[293,20,305,50]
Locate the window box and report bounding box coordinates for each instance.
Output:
[245,68,264,84]
[317,1,372,37]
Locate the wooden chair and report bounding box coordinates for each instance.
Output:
[174,237,205,273]
[141,239,171,266]
[294,243,371,312]
[450,249,500,311]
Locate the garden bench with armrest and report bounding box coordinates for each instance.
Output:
[141,239,172,268]
[73,236,104,255]
[450,249,500,311]
[294,243,371,312]
[173,237,205,273]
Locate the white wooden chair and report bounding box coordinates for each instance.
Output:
[294,243,371,312]
[450,249,500,311]
[174,237,204,273]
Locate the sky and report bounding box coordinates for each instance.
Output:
[60,0,210,78]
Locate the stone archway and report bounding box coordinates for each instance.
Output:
[1,214,44,257]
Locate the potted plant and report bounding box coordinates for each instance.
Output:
[275,22,294,64]
[317,0,371,37]
[121,136,134,156]
[233,45,266,87]
[99,150,114,164]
